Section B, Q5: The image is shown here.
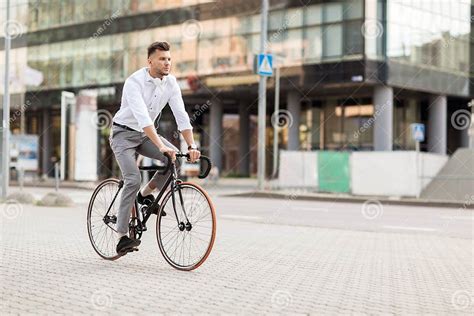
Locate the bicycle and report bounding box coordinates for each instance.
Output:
[87,153,216,271]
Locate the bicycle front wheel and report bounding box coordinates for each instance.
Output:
[156,182,216,271]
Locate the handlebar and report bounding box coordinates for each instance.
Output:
[139,152,212,179]
[176,153,212,179]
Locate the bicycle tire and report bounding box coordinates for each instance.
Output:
[156,182,216,271]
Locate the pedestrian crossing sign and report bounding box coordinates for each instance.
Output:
[410,123,425,142]
[255,54,273,76]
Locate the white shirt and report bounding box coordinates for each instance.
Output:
[113,67,193,132]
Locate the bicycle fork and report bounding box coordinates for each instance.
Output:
[170,165,192,232]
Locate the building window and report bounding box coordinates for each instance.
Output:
[322,99,375,150]
[304,26,322,62]
[344,20,363,55]
[323,2,343,23]
[323,24,342,58]
[305,5,322,26]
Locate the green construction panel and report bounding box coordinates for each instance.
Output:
[318,151,350,193]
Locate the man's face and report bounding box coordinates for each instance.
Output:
[148,50,171,76]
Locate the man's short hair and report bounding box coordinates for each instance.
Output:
[147,41,170,57]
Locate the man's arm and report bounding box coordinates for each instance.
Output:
[181,129,195,147]
[143,125,176,161]
[168,79,200,162]
[181,129,200,162]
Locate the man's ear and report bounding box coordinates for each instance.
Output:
[147,58,152,66]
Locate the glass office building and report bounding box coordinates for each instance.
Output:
[0,0,472,179]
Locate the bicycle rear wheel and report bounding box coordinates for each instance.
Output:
[156,182,216,271]
[87,178,124,260]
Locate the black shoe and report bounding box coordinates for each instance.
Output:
[137,191,155,206]
[116,236,141,254]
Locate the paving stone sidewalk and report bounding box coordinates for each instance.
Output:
[0,203,472,314]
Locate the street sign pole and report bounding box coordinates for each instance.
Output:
[272,65,280,179]
[410,123,425,199]
[60,91,75,181]
[415,139,421,198]
[257,0,268,190]
[1,0,11,199]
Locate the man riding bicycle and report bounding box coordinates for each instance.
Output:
[109,41,200,254]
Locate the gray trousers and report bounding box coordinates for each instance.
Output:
[109,124,179,235]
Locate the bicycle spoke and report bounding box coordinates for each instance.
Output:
[96,225,107,252]
[161,225,179,241]
[168,231,183,261]
[186,231,211,244]
[162,229,180,250]
[161,228,179,245]
[187,231,192,266]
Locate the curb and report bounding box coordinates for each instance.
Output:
[223,191,474,210]
[10,181,97,191]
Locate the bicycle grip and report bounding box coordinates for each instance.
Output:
[198,156,212,179]
[176,153,212,179]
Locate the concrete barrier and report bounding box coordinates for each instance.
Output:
[278,150,447,197]
[278,150,318,188]
[351,151,447,197]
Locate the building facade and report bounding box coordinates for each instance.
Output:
[0,0,472,180]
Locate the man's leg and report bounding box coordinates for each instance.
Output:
[113,147,142,237]
[109,125,144,253]
[136,136,180,195]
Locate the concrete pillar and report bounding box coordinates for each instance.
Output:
[373,85,393,151]
[460,124,469,148]
[41,108,52,177]
[459,105,471,148]
[428,95,447,154]
[287,91,301,150]
[469,114,474,149]
[209,97,223,171]
[238,100,250,176]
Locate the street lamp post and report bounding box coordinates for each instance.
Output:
[271,65,280,179]
[1,0,11,199]
[60,91,76,181]
[257,0,269,190]
[271,54,286,179]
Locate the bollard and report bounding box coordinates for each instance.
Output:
[19,167,24,191]
[54,162,60,192]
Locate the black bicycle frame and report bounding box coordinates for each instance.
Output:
[103,153,211,230]
[104,162,188,229]
[141,163,184,226]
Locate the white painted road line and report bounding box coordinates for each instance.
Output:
[439,215,474,221]
[294,207,329,212]
[383,225,437,232]
[220,215,263,221]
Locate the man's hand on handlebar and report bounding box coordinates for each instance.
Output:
[188,149,201,163]
[159,145,176,161]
